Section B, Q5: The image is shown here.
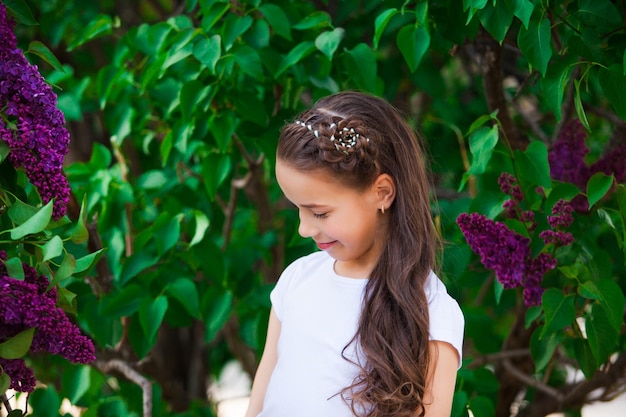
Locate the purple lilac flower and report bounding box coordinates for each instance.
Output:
[0,4,70,219]
[0,262,95,392]
[498,172,524,201]
[523,253,557,306]
[0,357,36,392]
[591,143,626,183]
[548,199,574,229]
[539,229,574,246]
[457,212,530,289]
[548,120,590,188]
[457,212,557,306]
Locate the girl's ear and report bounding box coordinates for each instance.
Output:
[372,173,396,210]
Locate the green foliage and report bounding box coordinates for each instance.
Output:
[2,0,626,416]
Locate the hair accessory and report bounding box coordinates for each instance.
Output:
[294,120,370,156]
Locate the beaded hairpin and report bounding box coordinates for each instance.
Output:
[294,120,370,156]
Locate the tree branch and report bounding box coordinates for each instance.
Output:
[97,359,152,417]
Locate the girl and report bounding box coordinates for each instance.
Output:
[245,91,464,417]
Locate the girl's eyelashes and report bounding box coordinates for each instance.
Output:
[313,212,328,219]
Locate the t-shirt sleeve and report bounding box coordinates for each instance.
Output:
[426,272,464,368]
[269,258,302,322]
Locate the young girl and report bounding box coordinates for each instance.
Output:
[245,91,464,417]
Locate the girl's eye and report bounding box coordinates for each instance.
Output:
[313,212,328,219]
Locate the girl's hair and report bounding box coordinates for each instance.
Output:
[277,91,437,417]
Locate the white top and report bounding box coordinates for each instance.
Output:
[258,251,464,417]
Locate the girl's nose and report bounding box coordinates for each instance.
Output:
[298,213,317,238]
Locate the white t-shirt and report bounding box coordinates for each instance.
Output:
[258,251,464,417]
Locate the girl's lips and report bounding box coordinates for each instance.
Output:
[316,241,336,250]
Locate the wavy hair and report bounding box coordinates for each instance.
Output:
[277,91,437,417]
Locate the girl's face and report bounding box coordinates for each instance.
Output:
[276,159,391,279]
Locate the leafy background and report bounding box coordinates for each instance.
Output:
[1,0,625,416]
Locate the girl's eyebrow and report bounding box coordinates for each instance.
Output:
[301,203,327,209]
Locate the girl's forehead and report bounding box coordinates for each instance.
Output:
[276,161,358,201]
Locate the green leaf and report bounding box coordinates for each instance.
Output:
[222,14,253,51]
[71,195,89,244]
[180,79,211,122]
[118,250,159,286]
[166,278,200,318]
[193,35,222,74]
[345,43,377,92]
[540,289,575,338]
[459,125,499,191]
[515,140,551,191]
[28,385,61,417]
[578,280,602,300]
[530,325,560,372]
[57,287,78,315]
[155,214,181,255]
[139,295,168,345]
[517,15,552,76]
[373,8,398,49]
[293,11,332,30]
[9,200,54,239]
[0,141,9,163]
[596,279,625,332]
[259,3,291,41]
[586,304,618,365]
[574,79,591,131]
[49,253,76,289]
[598,65,626,120]
[468,395,495,417]
[3,257,25,280]
[0,328,35,359]
[203,290,233,342]
[209,111,237,152]
[315,28,345,60]
[0,372,10,396]
[3,0,36,25]
[233,45,264,78]
[190,209,210,247]
[525,305,542,328]
[577,0,622,28]
[67,14,114,51]
[573,338,596,378]
[276,41,316,76]
[27,41,65,72]
[61,365,91,404]
[74,248,105,275]
[40,235,63,262]
[451,390,468,417]
[541,58,574,120]
[201,154,231,200]
[100,284,144,317]
[513,0,535,29]
[478,0,514,43]
[396,24,430,73]
[586,172,614,207]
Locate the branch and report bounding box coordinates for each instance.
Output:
[502,359,564,401]
[473,29,527,150]
[467,348,530,369]
[1,394,12,413]
[97,359,152,417]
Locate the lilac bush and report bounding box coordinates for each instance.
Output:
[0,3,70,220]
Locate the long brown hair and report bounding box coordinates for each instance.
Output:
[277,91,437,417]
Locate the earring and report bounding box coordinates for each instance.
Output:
[381,206,385,214]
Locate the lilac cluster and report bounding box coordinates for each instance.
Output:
[0,4,70,219]
[0,253,95,392]
[458,212,556,306]
[548,120,590,188]
[539,199,574,246]
[548,120,626,211]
